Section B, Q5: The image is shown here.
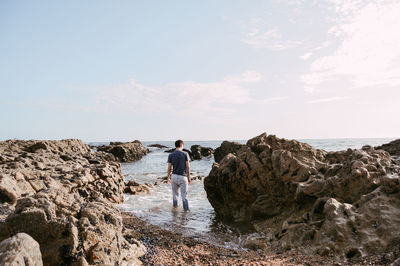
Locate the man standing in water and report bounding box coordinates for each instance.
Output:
[167,139,191,210]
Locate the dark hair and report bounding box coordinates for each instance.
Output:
[175,139,184,148]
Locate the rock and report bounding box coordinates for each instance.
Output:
[124,180,152,195]
[79,201,146,265]
[0,233,43,266]
[213,141,244,163]
[148,144,169,149]
[26,142,48,153]
[165,148,194,161]
[242,236,269,250]
[97,141,149,162]
[0,139,145,265]
[376,139,400,156]
[204,132,400,258]
[0,173,33,204]
[190,145,214,160]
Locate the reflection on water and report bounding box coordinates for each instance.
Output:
[115,138,395,249]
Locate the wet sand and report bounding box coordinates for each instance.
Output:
[122,213,397,265]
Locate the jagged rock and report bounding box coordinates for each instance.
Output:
[165,148,194,161]
[97,141,149,162]
[79,200,145,265]
[0,139,145,265]
[204,133,400,258]
[124,180,152,195]
[376,139,400,156]
[213,141,244,163]
[0,233,43,266]
[148,144,169,149]
[190,145,214,160]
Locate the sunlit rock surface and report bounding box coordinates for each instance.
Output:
[205,133,400,258]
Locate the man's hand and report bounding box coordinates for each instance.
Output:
[167,163,172,184]
[186,161,191,184]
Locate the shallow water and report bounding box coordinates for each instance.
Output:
[92,138,395,249]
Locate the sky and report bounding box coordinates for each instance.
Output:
[1,0,399,141]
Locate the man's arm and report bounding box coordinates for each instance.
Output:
[186,161,191,184]
[167,163,172,184]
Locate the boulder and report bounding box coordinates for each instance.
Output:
[204,133,400,258]
[0,139,145,265]
[0,233,43,266]
[190,145,214,160]
[97,141,149,162]
[124,180,152,195]
[148,144,169,149]
[213,141,244,163]
[376,139,400,156]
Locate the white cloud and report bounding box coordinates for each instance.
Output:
[308,96,350,104]
[252,96,288,104]
[96,71,271,116]
[240,17,301,50]
[301,0,400,91]
[300,52,313,60]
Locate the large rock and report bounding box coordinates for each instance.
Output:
[97,140,149,162]
[213,141,244,163]
[204,133,400,258]
[0,139,145,265]
[0,233,43,266]
[376,138,400,156]
[190,145,214,160]
[148,144,169,149]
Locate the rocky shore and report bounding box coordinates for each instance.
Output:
[0,139,145,265]
[205,133,400,260]
[1,136,400,265]
[122,212,398,265]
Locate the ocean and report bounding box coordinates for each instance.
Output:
[89,138,395,249]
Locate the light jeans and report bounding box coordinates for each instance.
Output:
[171,174,189,210]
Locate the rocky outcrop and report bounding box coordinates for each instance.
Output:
[204,133,400,258]
[148,144,169,149]
[213,141,244,163]
[0,139,145,265]
[165,148,194,161]
[376,139,400,156]
[0,233,43,266]
[97,140,149,162]
[190,145,214,160]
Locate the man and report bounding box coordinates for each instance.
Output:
[167,139,191,210]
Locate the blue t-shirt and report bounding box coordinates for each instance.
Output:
[168,150,190,175]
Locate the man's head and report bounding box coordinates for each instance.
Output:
[175,139,184,150]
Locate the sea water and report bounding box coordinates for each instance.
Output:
[90,138,395,249]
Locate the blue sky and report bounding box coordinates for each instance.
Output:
[1,0,399,141]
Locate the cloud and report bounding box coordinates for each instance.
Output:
[301,0,400,91]
[307,96,350,104]
[300,52,313,60]
[96,71,270,116]
[252,96,288,104]
[240,17,301,50]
